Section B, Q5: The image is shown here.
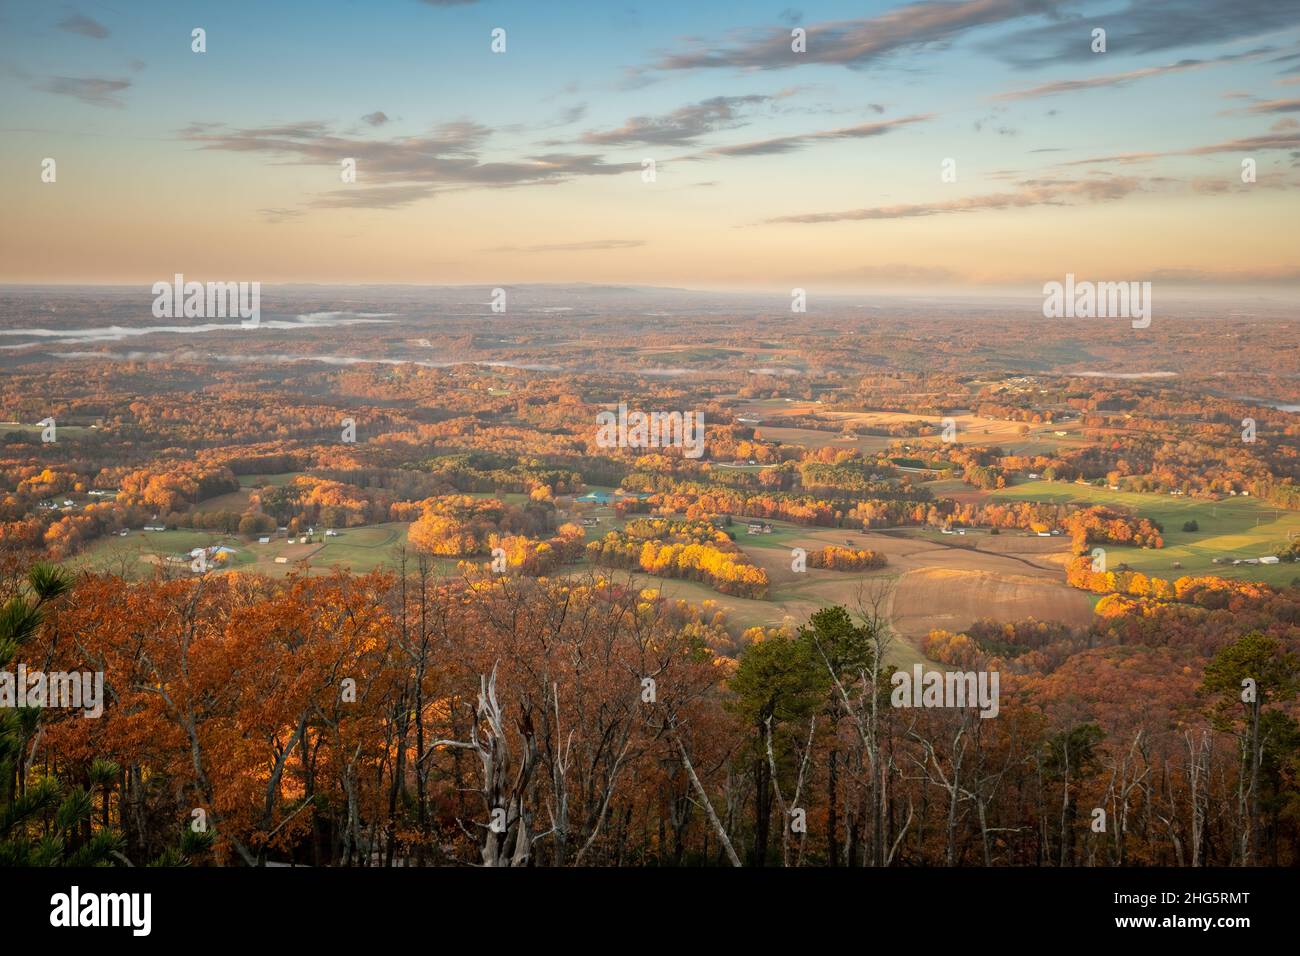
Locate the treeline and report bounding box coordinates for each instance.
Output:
[4,551,1299,867]
[807,545,887,571]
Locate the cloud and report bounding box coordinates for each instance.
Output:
[57,12,109,39]
[259,207,305,223]
[1063,129,1300,165]
[484,239,647,253]
[763,175,1143,223]
[815,262,967,284]
[311,185,439,209]
[647,0,1062,72]
[182,119,639,208]
[38,75,130,107]
[555,103,587,125]
[1146,265,1300,284]
[579,94,779,146]
[992,48,1276,101]
[996,0,1300,67]
[694,113,931,158]
[361,111,390,127]
[1240,97,1300,114]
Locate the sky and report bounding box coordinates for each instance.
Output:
[1,0,1299,294]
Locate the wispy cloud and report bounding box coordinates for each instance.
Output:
[1063,129,1300,165]
[181,119,640,208]
[995,0,1300,67]
[579,94,781,147]
[38,75,130,107]
[993,48,1276,101]
[691,113,932,159]
[647,0,1063,73]
[57,12,109,39]
[1239,97,1300,114]
[764,176,1143,223]
[259,207,305,223]
[484,239,647,253]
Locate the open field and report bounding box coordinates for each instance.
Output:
[72,529,255,575]
[993,481,1300,586]
[598,517,1087,662]
[73,473,1291,655]
[237,472,300,488]
[73,522,415,578]
[196,487,255,511]
[737,400,1095,457]
[891,567,1095,642]
[307,523,411,573]
[1,422,98,439]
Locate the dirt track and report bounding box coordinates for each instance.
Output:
[743,525,1094,656]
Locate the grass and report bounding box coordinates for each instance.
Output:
[309,524,409,573]
[921,477,976,496]
[74,524,415,578]
[711,463,770,473]
[2,423,96,439]
[73,529,254,575]
[237,472,300,488]
[992,481,1300,586]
